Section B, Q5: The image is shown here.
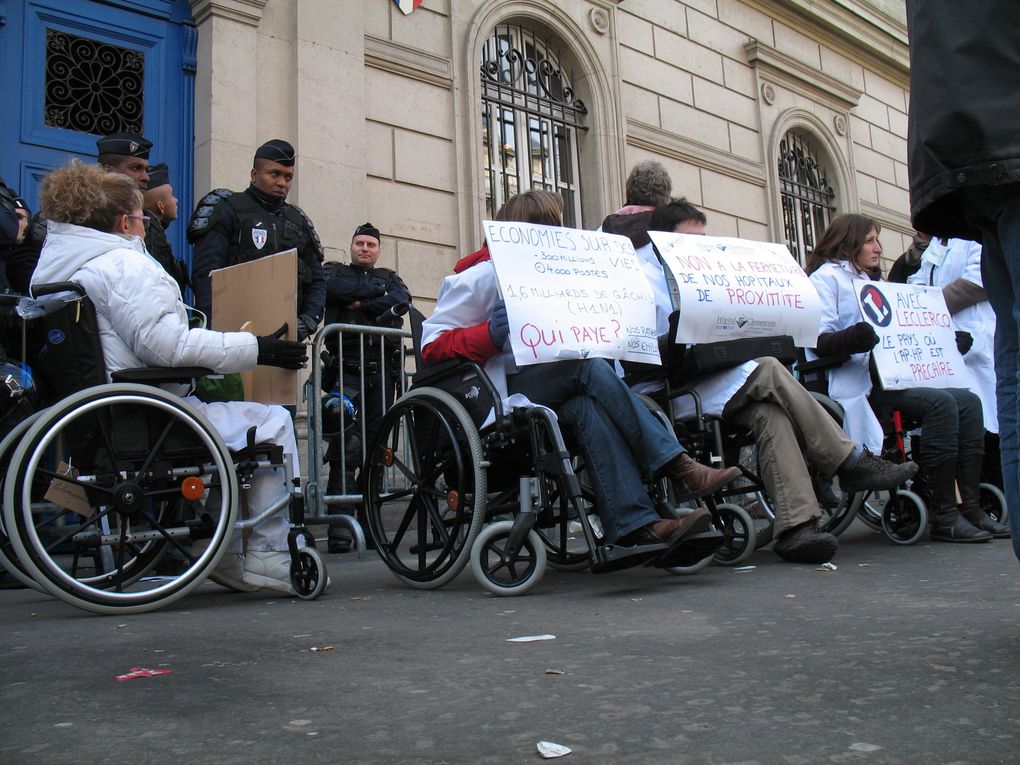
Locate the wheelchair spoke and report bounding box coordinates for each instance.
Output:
[133,413,178,479]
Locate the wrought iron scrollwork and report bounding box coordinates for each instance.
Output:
[778,131,835,265]
[481,27,587,115]
[44,28,144,135]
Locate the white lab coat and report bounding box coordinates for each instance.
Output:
[420,259,534,426]
[630,240,757,418]
[807,261,885,452]
[909,238,997,432]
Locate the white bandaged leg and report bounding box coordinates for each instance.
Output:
[186,398,299,553]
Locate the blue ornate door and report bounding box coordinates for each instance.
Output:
[0,0,196,262]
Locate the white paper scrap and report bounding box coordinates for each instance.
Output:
[506,634,556,643]
[537,741,572,758]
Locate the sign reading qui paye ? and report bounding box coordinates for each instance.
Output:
[856,281,974,391]
[648,232,821,347]
[484,220,659,367]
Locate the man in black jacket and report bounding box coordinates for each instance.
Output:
[187,139,326,338]
[141,163,189,295]
[907,0,1020,559]
[322,222,410,551]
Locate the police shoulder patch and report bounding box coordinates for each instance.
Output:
[187,188,237,243]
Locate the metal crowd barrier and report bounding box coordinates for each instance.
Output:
[304,322,412,556]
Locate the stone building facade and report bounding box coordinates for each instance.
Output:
[193,0,910,309]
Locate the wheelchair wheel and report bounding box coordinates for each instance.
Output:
[539,462,594,571]
[291,547,328,600]
[880,489,927,545]
[0,412,46,590]
[979,482,1008,525]
[820,489,866,537]
[3,384,238,615]
[363,387,485,589]
[664,552,714,576]
[710,502,757,565]
[470,520,547,596]
[856,494,885,533]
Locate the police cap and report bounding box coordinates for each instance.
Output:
[254,139,295,167]
[147,163,170,189]
[96,132,153,159]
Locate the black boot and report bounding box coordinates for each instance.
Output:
[918,460,992,543]
[956,455,1011,538]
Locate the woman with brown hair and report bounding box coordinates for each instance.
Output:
[807,213,1007,541]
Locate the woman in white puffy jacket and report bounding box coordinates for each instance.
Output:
[806,214,1007,542]
[32,161,310,594]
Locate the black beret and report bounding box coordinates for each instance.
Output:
[147,162,170,189]
[96,132,152,159]
[254,139,295,167]
[353,222,381,242]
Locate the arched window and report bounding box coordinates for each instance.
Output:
[479,22,587,227]
[778,130,836,265]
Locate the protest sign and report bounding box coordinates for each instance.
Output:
[855,281,973,391]
[484,220,660,367]
[649,232,821,347]
[211,249,299,405]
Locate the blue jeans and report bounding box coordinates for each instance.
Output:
[963,185,1020,560]
[869,387,984,467]
[507,358,684,542]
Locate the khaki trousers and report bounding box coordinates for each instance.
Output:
[721,357,855,535]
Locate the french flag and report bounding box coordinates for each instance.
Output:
[395,0,424,14]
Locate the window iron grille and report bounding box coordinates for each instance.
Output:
[480,23,586,227]
[44,28,144,135]
[778,131,835,266]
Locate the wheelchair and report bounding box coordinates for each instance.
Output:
[795,352,930,545]
[358,310,726,596]
[0,283,327,614]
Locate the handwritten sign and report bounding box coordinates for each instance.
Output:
[649,232,821,347]
[484,221,660,367]
[856,281,973,390]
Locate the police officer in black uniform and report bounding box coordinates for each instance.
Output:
[186,139,325,337]
[322,222,410,551]
[141,163,189,295]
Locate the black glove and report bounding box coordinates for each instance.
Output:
[850,321,879,352]
[816,321,879,357]
[489,300,510,348]
[955,330,974,355]
[256,324,308,369]
[296,314,318,341]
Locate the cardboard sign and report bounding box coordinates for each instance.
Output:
[44,461,94,518]
[484,221,660,366]
[211,249,299,405]
[855,281,974,391]
[649,232,821,347]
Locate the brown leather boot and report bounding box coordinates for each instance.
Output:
[664,453,741,498]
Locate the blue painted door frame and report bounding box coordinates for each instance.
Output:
[0,0,196,267]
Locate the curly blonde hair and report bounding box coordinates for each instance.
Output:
[40,159,142,232]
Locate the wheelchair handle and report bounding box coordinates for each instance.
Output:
[30,281,87,299]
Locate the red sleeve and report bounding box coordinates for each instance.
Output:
[421,321,500,366]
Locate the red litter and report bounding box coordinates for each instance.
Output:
[115,667,173,682]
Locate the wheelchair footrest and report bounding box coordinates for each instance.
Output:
[648,529,724,569]
[590,542,668,574]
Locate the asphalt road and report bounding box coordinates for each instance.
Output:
[2,523,1018,765]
